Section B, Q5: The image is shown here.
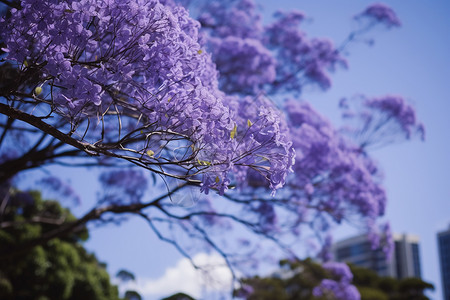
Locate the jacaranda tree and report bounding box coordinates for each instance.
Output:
[0,0,424,298]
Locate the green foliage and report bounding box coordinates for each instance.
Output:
[0,190,121,300]
[161,292,196,300]
[357,287,389,300]
[235,260,434,300]
[348,265,434,300]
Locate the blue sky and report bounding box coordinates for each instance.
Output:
[19,1,450,299]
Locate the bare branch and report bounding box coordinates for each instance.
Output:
[0,103,100,155]
[0,182,188,259]
[135,212,200,269]
[0,215,67,229]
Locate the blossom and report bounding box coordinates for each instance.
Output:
[313,278,361,300]
[340,95,425,149]
[197,0,263,40]
[207,36,276,94]
[0,0,294,194]
[313,262,360,300]
[264,11,346,94]
[286,99,387,220]
[323,262,353,283]
[356,3,401,28]
[226,95,295,193]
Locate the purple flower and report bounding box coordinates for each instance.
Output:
[226,95,295,193]
[318,235,333,262]
[323,262,353,283]
[313,263,359,300]
[381,222,394,260]
[284,99,387,239]
[340,95,425,149]
[356,3,401,28]
[0,0,295,195]
[208,36,276,94]
[264,11,346,94]
[197,0,263,40]
[313,278,361,300]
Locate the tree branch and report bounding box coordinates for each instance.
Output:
[0,103,204,184]
[0,103,99,156]
[0,215,67,229]
[0,182,188,260]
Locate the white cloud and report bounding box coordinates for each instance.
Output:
[120,252,234,300]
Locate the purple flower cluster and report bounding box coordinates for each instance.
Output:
[323,262,354,282]
[313,262,360,300]
[198,0,276,94]
[367,222,394,260]
[355,3,401,28]
[126,0,411,265]
[219,98,389,255]
[226,95,295,193]
[285,100,386,227]
[366,96,425,139]
[340,95,425,149]
[381,222,394,260]
[198,0,263,40]
[265,11,347,93]
[1,0,216,115]
[198,1,346,95]
[208,36,276,94]
[313,280,360,300]
[1,0,295,195]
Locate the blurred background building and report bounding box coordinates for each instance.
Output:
[438,225,450,300]
[333,233,422,279]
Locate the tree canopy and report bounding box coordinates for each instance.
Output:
[235,259,434,300]
[0,189,121,300]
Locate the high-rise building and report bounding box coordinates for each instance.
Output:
[438,225,450,300]
[332,233,422,279]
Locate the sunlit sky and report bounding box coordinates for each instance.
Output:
[20,1,450,299]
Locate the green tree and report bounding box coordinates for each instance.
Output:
[349,265,434,300]
[0,189,122,300]
[234,259,328,300]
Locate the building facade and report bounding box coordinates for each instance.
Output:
[438,226,450,300]
[333,233,421,279]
